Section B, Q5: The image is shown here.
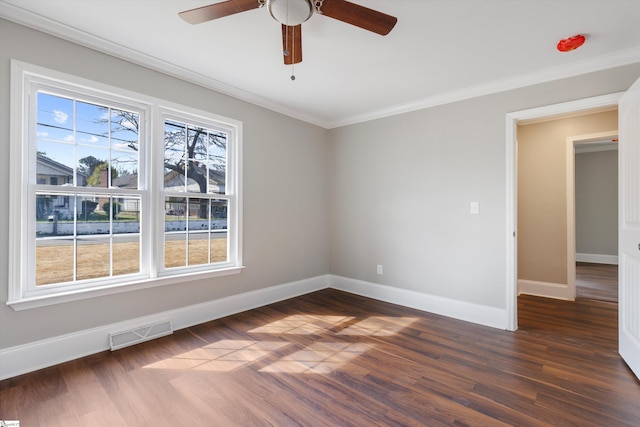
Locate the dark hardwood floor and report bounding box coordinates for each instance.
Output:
[1,289,638,426]
[576,262,618,302]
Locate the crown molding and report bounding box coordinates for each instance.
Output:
[2,1,639,130]
[0,1,329,128]
[327,47,640,128]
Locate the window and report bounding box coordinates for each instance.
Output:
[161,115,233,270]
[8,61,242,309]
[32,90,143,288]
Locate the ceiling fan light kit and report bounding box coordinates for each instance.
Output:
[269,0,314,26]
[179,0,397,67]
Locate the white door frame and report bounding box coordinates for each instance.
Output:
[568,130,619,294]
[505,93,623,331]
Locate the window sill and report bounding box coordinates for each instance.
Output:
[7,266,245,311]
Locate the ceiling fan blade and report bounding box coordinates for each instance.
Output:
[282,24,302,65]
[179,0,261,25]
[320,0,397,36]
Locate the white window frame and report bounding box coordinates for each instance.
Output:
[8,61,243,310]
[156,107,241,277]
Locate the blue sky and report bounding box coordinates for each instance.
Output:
[36,91,228,192]
[37,91,140,180]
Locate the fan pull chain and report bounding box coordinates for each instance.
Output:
[284,25,289,57]
[283,0,290,57]
[278,0,296,81]
[290,28,296,81]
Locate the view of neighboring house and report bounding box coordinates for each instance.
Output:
[162,168,226,216]
[37,157,227,221]
[113,167,227,217]
[35,153,88,220]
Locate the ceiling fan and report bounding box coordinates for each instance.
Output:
[179,0,397,65]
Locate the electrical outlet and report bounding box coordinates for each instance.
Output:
[376,264,383,275]
[470,201,480,214]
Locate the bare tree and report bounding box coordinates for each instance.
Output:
[108,111,227,218]
[164,121,227,218]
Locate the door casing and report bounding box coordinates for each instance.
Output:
[505,93,623,331]
[569,131,619,300]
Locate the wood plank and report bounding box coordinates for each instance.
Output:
[1,290,639,426]
[576,262,618,302]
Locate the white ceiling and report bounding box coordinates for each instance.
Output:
[2,0,640,128]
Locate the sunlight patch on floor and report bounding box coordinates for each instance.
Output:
[143,315,417,373]
[248,314,355,335]
[337,316,419,336]
[144,340,290,371]
[259,342,374,374]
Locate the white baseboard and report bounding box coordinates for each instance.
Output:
[1,274,510,380]
[576,253,619,265]
[518,279,572,300]
[0,275,330,381]
[329,275,508,330]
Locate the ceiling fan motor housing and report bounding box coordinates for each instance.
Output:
[268,0,314,26]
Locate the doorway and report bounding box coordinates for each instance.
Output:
[516,114,618,301]
[573,134,619,303]
[504,92,624,331]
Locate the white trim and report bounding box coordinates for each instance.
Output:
[8,56,26,305]
[8,267,245,311]
[1,2,639,129]
[0,2,324,128]
[331,47,639,128]
[0,274,515,380]
[518,280,573,300]
[8,60,244,309]
[0,275,330,380]
[329,276,507,330]
[575,144,618,154]
[576,253,619,265]
[505,115,518,331]
[505,92,623,331]
[566,136,577,301]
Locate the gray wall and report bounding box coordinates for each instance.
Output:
[0,20,329,349]
[328,65,640,309]
[576,149,618,256]
[2,18,640,352]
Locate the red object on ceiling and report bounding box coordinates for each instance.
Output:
[557,34,586,52]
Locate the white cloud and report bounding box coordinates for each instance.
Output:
[85,135,99,143]
[53,109,68,124]
[63,135,75,143]
[120,120,137,131]
[37,131,49,137]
